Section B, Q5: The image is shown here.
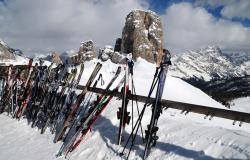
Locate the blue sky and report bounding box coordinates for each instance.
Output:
[148,0,250,27]
[0,0,250,54]
[149,0,191,14]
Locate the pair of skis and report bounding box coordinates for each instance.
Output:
[120,60,170,159]
[117,61,131,145]
[143,64,169,159]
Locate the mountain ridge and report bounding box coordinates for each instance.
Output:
[170,46,249,81]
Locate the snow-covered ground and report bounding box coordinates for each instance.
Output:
[230,97,250,114]
[0,58,250,160]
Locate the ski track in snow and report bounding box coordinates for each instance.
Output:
[0,58,250,160]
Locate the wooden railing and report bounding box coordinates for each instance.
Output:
[77,85,250,125]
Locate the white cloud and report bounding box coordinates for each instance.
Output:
[221,0,250,20]
[0,0,249,55]
[0,0,147,54]
[195,0,250,20]
[161,2,250,53]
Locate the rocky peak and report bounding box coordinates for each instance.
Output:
[121,10,163,64]
[114,38,122,52]
[68,40,96,65]
[79,40,96,61]
[98,45,123,64]
[79,41,94,53]
[197,46,223,56]
[51,52,62,65]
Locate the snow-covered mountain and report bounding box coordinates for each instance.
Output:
[0,39,16,61]
[169,46,250,104]
[0,39,24,57]
[0,39,29,65]
[170,46,249,81]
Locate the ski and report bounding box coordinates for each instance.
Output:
[40,66,78,134]
[54,62,102,143]
[58,72,125,157]
[57,66,121,156]
[74,63,84,87]
[143,52,171,159]
[29,63,57,127]
[61,73,104,144]
[31,64,67,131]
[1,60,32,114]
[16,61,40,119]
[0,65,13,113]
[41,63,79,134]
[117,61,130,145]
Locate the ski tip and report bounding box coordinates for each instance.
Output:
[53,138,58,143]
[55,152,62,158]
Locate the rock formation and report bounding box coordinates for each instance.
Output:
[69,41,96,65]
[98,46,123,64]
[121,10,163,64]
[114,38,122,52]
[79,40,96,61]
[51,52,62,65]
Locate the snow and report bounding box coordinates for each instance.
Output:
[0,58,250,159]
[104,45,113,50]
[0,54,52,67]
[230,97,250,113]
[0,55,29,66]
[0,39,8,47]
[65,57,246,113]
[138,44,150,50]
[80,40,93,44]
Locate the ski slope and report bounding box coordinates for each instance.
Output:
[0,58,250,160]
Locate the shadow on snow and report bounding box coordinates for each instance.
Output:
[93,115,220,160]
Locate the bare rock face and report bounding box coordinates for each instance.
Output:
[98,45,123,63]
[121,10,163,64]
[79,40,96,61]
[70,41,96,65]
[0,40,16,61]
[51,52,62,65]
[110,51,123,63]
[99,46,113,62]
[114,38,122,52]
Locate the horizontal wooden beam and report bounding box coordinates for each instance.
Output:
[77,85,250,124]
